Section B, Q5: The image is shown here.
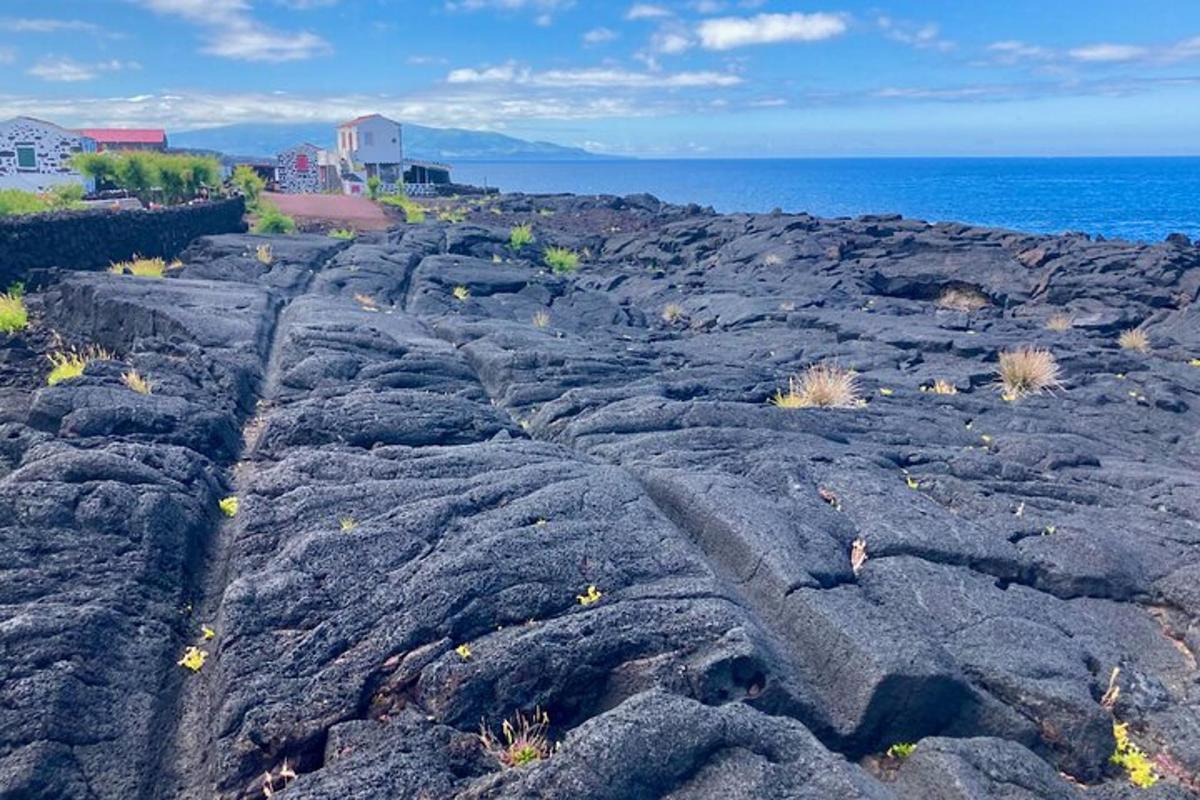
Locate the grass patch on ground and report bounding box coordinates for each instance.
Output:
[46,345,113,386]
[771,363,861,409]
[509,223,534,250]
[544,247,580,275]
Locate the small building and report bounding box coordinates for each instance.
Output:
[78,128,168,152]
[336,114,404,190]
[0,116,95,192]
[403,160,452,196]
[277,143,323,194]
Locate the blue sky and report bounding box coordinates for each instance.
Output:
[2,0,1199,156]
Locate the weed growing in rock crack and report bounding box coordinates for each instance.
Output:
[996,346,1062,401]
[0,288,28,333]
[921,379,958,395]
[1046,313,1074,332]
[886,742,917,759]
[46,345,113,386]
[261,760,298,798]
[479,708,553,768]
[453,285,471,301]
[328,228,356,240]
[531,310,551,329]
[1101,667,1121,710]
[661,303,687,324]
[122,370,152,395]
[1111,721,1159,787]
[201,624,215,641]
[455,644,472,661]
[177,646,207,673]
[1119,328,1151,354]
[339,517,358,533]
[850,538,868,576]
[256,244,274,266]
[576,585,602,606]
[770,363,861,409]
[509,223,534,250]
[109,256,170,278]
[935,286,990,312]
[544,247,580,275]
[219,496,239,517]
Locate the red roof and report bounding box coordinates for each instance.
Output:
[337,114,384,128]
[79,128,166,144]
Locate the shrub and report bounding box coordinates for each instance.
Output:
[110,256,168,278]
[996,346,1061,400]
[253,204,296,235]
[1046,313,1073,332]
[479,708,552,769]
[366,175,382,201]
[46,345,113,386]
[771,363,861,408]
[1118,328,1150,353]
[662,303,686,324]
[936,286,990,312]
[47,183,85,210]
[544,247,580,275]
[0,189,51,216]
[0,289,28,333]
[509,223,534,250]
[329,228,356,240]
[122,370,152,395]
[232,165,266,207]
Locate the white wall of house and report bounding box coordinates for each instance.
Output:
[337,116,402,166]
[0,117,94,192]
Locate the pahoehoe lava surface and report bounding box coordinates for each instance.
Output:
[1,193,1199,799]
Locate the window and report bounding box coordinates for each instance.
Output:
[16,144,36,170]
[363,131,375,146]
[295,154,310,171]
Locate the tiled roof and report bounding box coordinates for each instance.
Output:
[79,128,167,144]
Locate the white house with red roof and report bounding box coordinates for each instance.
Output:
[78,128,168,152]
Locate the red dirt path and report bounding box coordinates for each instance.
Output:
[263,192,392,231]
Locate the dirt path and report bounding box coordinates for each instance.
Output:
[263,192,392,230]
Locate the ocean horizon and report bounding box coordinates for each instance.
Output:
[452,156,1200,244]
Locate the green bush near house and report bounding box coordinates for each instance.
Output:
[72,151,222,206]
[544,246,580,275]
[253,204,297,235]
[367,176,383,200]
[231,165,266,208]
[0,189,52,216]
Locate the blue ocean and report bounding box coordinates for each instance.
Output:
[451,158,1200,244]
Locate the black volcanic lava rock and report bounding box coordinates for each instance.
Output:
[0,193,1198,799]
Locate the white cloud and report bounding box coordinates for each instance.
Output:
[132,0,330,61]
[1068,43,1148,62]
[583,27,618,44]
[877,16,954,52]
[1,17,105,33]
[651,30,693,54]
[28,57,137,82]
[986,40,1054,65]
[626,4,672,20]
[697,12,848,50]
[447,62,741,88]
[445,0,573,13]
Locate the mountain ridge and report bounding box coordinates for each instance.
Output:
[170,122,607,162]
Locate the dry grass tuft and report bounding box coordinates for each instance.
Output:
[480,708,553,769]
[109,256,169,278]
[925,379,958,395]
[1046,313,1074,332]
[661,303,686,324]
[453,285,471,301]
[353,293,379,311]
[531,310,551,329]
[122,370,152,395]
[256,244,273,265]
[771,363,861,409]
[46,345,113,386]
[1118,328,1150,353]
[935,286,990,312]
[996,346,1062,400]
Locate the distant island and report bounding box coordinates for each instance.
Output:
[170,123,609,163]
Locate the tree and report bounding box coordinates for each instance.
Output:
[115,153,158,205]
[71,152,118,192]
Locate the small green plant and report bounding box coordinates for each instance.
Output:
[329,228,356,240]
[1111,721,1159,788]
[438,207,468,224]
[531,310,551,329]
[662,303,686,324]
[253,204,296,235]
[339,517,358,533]
[543,247,580,275]
[232,165,266,208]
[453,285,471,301]
[219,496,239,517]
[177,646,208,673]
[455,643,472,661]
[479,708,552,768]
[379,194,426,223]
[366,175,382,201]
[110,256,169,278]
[886,742,917,759]
[509,223,534,250]
[46,183,85,210]
[0,288,28,333]
[576,585,602,606]
[46,345,113,386]
[0,188,52,216]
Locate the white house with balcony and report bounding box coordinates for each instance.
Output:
[333,114,452,197]
[0,116,96,192]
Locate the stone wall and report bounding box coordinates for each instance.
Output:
[0,198,246,287]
